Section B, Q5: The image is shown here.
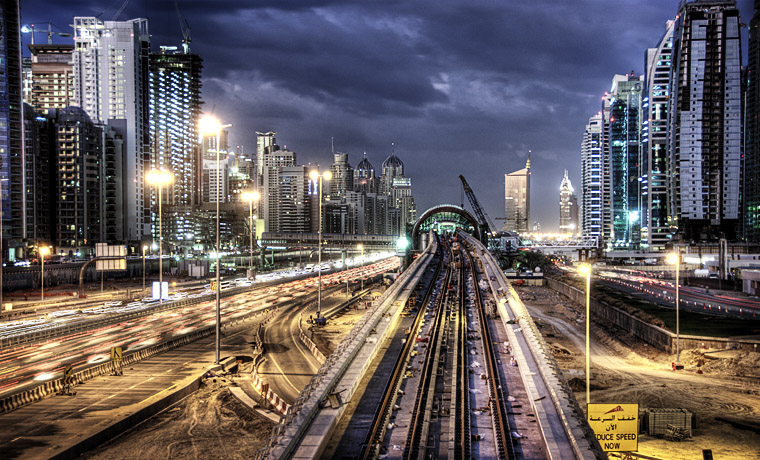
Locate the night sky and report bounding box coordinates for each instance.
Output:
[20,0,756,232]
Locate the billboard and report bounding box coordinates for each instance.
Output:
[95,243,127,271]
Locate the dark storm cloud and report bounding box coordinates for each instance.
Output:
[21,0,757,231]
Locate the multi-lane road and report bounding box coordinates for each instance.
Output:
[0,255,399,400]
[595,268,760,318]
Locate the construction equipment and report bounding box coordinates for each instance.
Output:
[112,0,129,20]
[174,0,192,53]
[459,175,496,238]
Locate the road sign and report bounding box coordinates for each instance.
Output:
[588,403,639,452]
[95,243,127,271]
[211,281,217,291]
[110,346,123,362]
[64,364,73,384]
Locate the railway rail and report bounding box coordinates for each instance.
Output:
[261,231,603,460]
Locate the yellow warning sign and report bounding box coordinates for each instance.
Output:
[64,364,73,383]
[210,281,217,291]
[110,346,123,362]
[588,403,639,452]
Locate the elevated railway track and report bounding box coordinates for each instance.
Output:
[257,231,604,460]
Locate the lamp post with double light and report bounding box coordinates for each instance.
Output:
[146,169,174,304]
[666,251,681,366]
[200,115,231,365]
[40,246,50,301]
[241,190,260,279]
[309,169,331,317]
[578,263,592,406]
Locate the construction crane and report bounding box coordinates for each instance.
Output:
[459,175,497,239]
[20,23,72,45]
[112,0,129,20]
[174,0,192,53]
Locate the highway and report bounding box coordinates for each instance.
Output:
[0,256,398,402]
[595,269,760,317]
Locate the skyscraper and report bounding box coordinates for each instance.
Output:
[581,113,604,240]
[27,44,74,113]
[255,131,277,188]
[606,73,644,248]
[381,148,417,234]
[329,152,353,198]
[354,153,378,194]
[22,104,53,246]
[0,0,24,249]
[559,170,578,235]
[148,50,202,206]
[668,0,743,241]
[50,107,104,249]
[503,155,530,233]
[279,165,310,233]
[72,17,150,243]
[642,20,676,250]
[746,1,760,242]
[148,49,203,250]
[261,148,297,232]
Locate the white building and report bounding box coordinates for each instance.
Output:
[581,113,604,240]
[72,17,150,242]
[642,20,675,250]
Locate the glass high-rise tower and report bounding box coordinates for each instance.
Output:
[667,0,743,241]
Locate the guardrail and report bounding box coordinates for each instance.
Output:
[0,298,274,414]
[0,275,304,348]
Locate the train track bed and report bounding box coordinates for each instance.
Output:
[382,278,445,457]
[464,268,500,458]
[470,260,555,458]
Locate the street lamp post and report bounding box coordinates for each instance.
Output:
[40,246,50,301]
[241,191,260,279]
[142,245,148,293]
[309,169,332,317]
[578,263,592,406]
[666,252,681,365]
[357,243,364,291]
[146,169,174,304]
[200,115,231,365]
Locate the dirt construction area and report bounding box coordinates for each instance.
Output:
[517,285,760,460]
[72,284,760,459]
[80,376,273,460]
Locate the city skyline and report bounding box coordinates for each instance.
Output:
[20,0,756,233]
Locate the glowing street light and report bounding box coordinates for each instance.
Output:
[199,114,232,366]
[146,169,174,304]
[310,169,332,317]
[40,246,50,301]
[241,190,261,278]
[666,251,681,366]
[578,263,592,406]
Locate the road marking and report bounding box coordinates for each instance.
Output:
[269,353,301,393]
